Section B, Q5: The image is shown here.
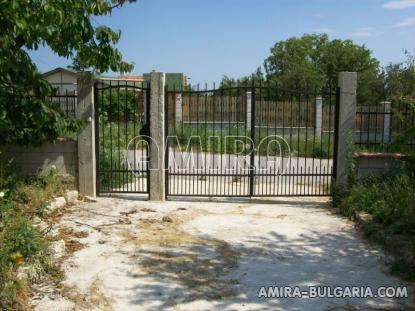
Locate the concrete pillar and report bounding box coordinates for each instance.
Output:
[149,72,166,201]
[382,101,391,143]
[336,72,357,189]
[315,96,323,140]
[175,93,182,126]
[77,72,96,197]
[246,91,252,130]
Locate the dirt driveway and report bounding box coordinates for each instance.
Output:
[32,196,413,311]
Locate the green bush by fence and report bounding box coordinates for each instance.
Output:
[336,156,415,281]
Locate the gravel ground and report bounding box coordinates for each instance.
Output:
[31,196,414,311]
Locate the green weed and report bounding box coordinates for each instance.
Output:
[0,165,66,309]
[337,163,415,281]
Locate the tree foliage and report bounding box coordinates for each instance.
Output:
[0,0,135,145]
[383,51,415,99]
[221,67,265,88]
[263,34,381,103]
[99,88,143,122]
[221,34,386,104]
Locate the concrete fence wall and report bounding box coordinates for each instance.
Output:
[354,152,406,180]
[1,138,77,178]
[3,71,404,198]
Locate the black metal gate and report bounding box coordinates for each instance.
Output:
[165,84,338,197]
[95,79,150,194]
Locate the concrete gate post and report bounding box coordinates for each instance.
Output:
[77,72,96,197]
[336,72,357,190]
[149,72,166,201]
[381,101,391,144]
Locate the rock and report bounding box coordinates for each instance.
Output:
[49,240,66,259]
[64,190,78,204]
[46,197,66,214]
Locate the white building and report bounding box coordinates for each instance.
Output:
[42,67,78,94]
[42,67,78,117]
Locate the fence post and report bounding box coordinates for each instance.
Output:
[149,72,166,201]
[336,72,357,190]
[77,72,96,197]
[175,93,182,126]
[382,101,391,143]
[315,96,323,140]
[246,91,252,130]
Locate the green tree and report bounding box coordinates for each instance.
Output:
[100,88,143,122]
[263,34,382,103]
[221,67,265,88]
[0,0,136,145]
[383,51,415,98]
[382,52,415,147]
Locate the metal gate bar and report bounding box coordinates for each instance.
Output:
[166,84,250,196]
[165,83,338,197]
[95,79,150,194]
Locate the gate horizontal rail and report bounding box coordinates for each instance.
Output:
[165,84,338,197]
[95,79,150,195]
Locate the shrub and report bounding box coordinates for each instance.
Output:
[0,200,46,310]
[341,175,415,233]
[337,169,415,281]
[0,164,66,309]
[0,157,20,199]
[0,204,44,258]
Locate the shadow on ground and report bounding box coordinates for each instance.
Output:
[116,202,411,311]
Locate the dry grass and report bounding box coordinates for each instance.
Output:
[60,279,113,311]
[55,227,88,260]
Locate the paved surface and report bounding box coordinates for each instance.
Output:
[33,197,414,311]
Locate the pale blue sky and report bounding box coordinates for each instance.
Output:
[30,0,415,84]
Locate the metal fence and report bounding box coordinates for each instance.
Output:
[168,92,326,130]
[50,90,77,118]
[165,85,339,197]
[94,79,150,194]
[355,100,415,153]
[169,95,318,127]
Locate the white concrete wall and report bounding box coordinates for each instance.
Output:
[2,139,77,178]
[355,154,405,180]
